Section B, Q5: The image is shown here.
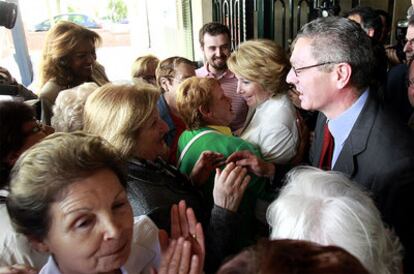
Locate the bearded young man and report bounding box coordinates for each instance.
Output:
[196,22,247,131]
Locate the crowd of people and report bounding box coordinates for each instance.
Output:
[1,4,414,274]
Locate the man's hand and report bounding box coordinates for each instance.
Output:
[226,151,275,178]
[213,162,250,212]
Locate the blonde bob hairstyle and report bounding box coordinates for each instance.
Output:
[176,77,218,130]
[38,21,101,88]
[83,82,160,159]
[227,39,291,96]
[131,55,159,79]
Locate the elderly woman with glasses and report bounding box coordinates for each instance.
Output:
[0,101,53,270]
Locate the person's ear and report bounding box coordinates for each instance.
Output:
[28,236,50,253]
[334,63,352,89]
[160,77,172,92]
[198,104,211,119]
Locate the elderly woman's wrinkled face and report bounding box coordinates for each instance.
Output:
[135,108,169,161]
[69,40,96,82]
[39,169,133,274]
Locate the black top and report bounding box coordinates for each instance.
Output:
[126,157,241,273]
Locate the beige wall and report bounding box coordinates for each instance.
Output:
[192,0,213,62]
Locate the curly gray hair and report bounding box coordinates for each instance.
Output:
[51,82,98,132]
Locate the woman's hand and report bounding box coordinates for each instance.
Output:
[190,151,225,186]
[0,265,37,274]
[154,237,201,274]
[226,151,275,178]
[170,200,205,274]
[213,162,250,212]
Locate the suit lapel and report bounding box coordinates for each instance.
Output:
[333,96,378,177]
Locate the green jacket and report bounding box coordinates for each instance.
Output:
[177,126,270,248]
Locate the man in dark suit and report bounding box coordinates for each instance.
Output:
[287,16,414,272]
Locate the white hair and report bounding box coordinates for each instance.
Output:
[52,82,98,132]
[267,166,402,274]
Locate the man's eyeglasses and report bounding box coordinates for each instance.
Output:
[291,62,337,77]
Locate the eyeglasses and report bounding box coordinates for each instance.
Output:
[23,119,45,136]
[291,62,337,77]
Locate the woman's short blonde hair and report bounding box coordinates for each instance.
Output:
[39,21,101,88]
[131,55,159,79]
[83,82,160,159]
[52,82,99,132]
[227,39,291,96]
[176,77,218,130]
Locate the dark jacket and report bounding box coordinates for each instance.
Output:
[310,95,414,272]
[126,157,241,273]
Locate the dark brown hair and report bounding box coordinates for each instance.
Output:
[0,101,35,186]
[199,22,231,47]
[217,238,370,274]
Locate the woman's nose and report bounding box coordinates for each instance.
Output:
[102,216,121,241]
[236,81,243,94]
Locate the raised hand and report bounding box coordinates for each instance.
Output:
[155,237,201,274]
[213,162,250,212]
[170,200,205,273]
